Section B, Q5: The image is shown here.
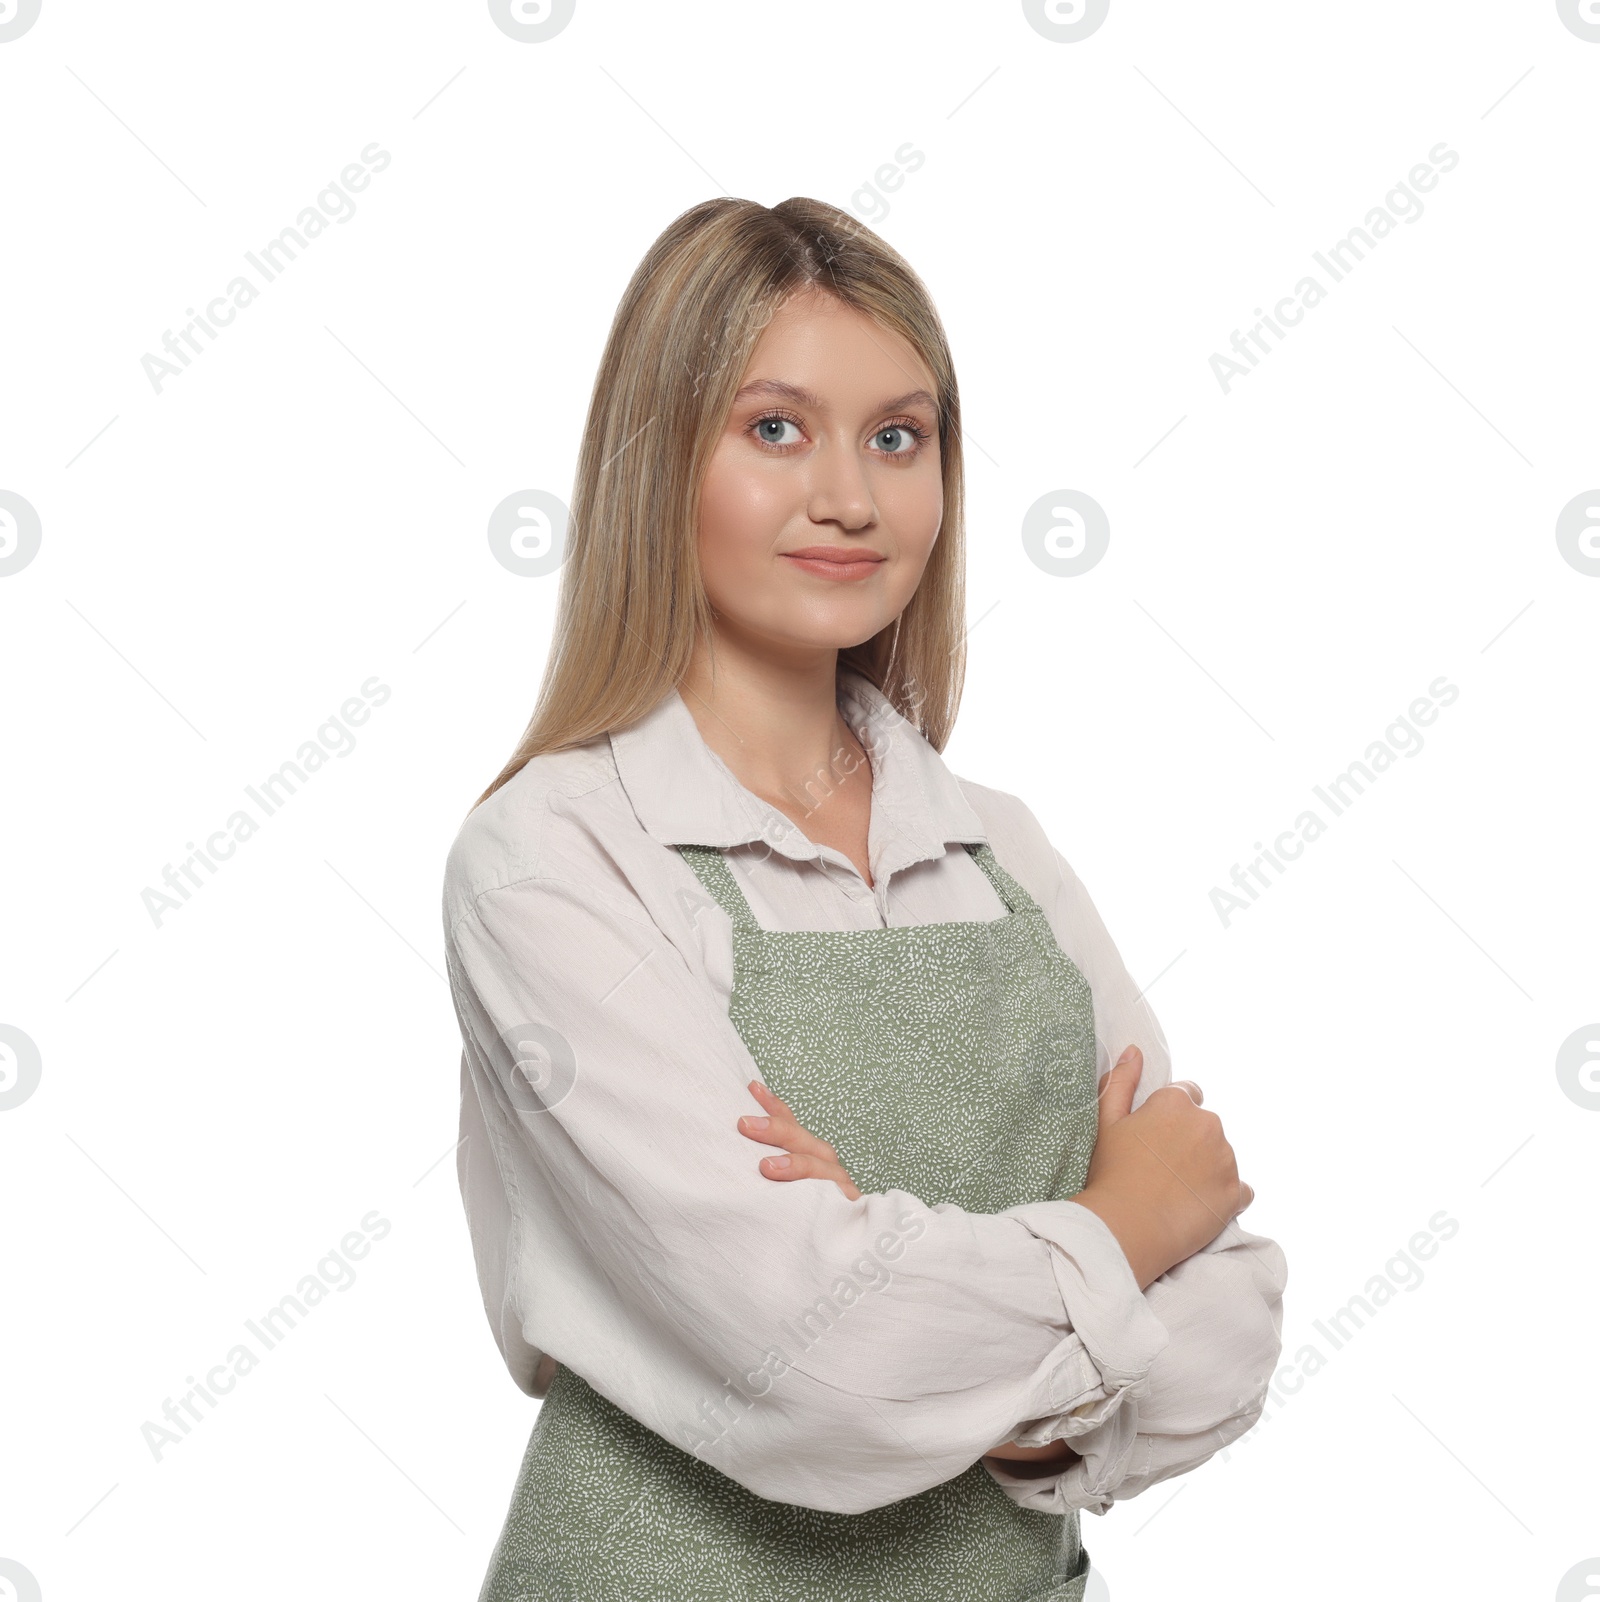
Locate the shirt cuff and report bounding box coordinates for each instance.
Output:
[999,1198,1171,1444]
[982,1430,1155,1516]
[985,1216,1288,1515]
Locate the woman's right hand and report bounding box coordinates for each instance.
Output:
[1072,1046,1254,1290]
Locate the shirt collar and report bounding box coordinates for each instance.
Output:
[609,666,988,884]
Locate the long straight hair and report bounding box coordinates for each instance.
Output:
[473,196,969,811]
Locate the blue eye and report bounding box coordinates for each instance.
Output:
[754,416,803,446]
[746,410,932,459]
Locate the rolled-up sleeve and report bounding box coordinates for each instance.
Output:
[444,867,1171,1516]
[983,1219,1288,1513]
[977,825,1289,1514]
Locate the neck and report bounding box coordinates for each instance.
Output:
[677,636,864,818]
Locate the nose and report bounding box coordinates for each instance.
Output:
[805,434,877,531]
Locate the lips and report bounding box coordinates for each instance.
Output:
[778,544,890,583]
[782,547,886,563]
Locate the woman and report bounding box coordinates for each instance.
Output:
[443,197,1287,1601]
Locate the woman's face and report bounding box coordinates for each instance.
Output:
[696,288,943,660]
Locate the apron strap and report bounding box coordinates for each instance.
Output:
[675,843,763,933]
[961,840,1041,918]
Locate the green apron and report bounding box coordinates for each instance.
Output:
[478,838,1102,1601]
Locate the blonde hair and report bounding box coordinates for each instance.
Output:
[473,195,969,811]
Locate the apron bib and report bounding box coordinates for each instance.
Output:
[478,840,1102,1602]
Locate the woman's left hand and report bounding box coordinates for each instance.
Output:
[738,1080,861,1200]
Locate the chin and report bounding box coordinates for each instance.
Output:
[796,618,894,651]
[714,590,895,654]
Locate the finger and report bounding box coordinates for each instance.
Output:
[748,1079,783,1109]
[758,1150,860,1200]
[738,1109,840,1162]
[1237,1181,1255,1211]
[739,1098,845,1168]
[743,1114,845,1166]
[747,1081,820,1138]
[1098,1046,1143,1123]
[1170,1079,1203,1105]
[749,1080,799,1119]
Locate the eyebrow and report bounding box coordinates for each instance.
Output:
[731,379,939,415]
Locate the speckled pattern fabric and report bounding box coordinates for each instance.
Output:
[477,840,1100,1602]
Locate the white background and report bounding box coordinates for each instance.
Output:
[2,2,1595,1598]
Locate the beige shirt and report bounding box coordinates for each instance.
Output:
[442,667,1287,1518]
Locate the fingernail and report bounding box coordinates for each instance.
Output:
[741,1116,770,1132]
[1117,1045,1138,1064]
[766,1154,791,1169]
